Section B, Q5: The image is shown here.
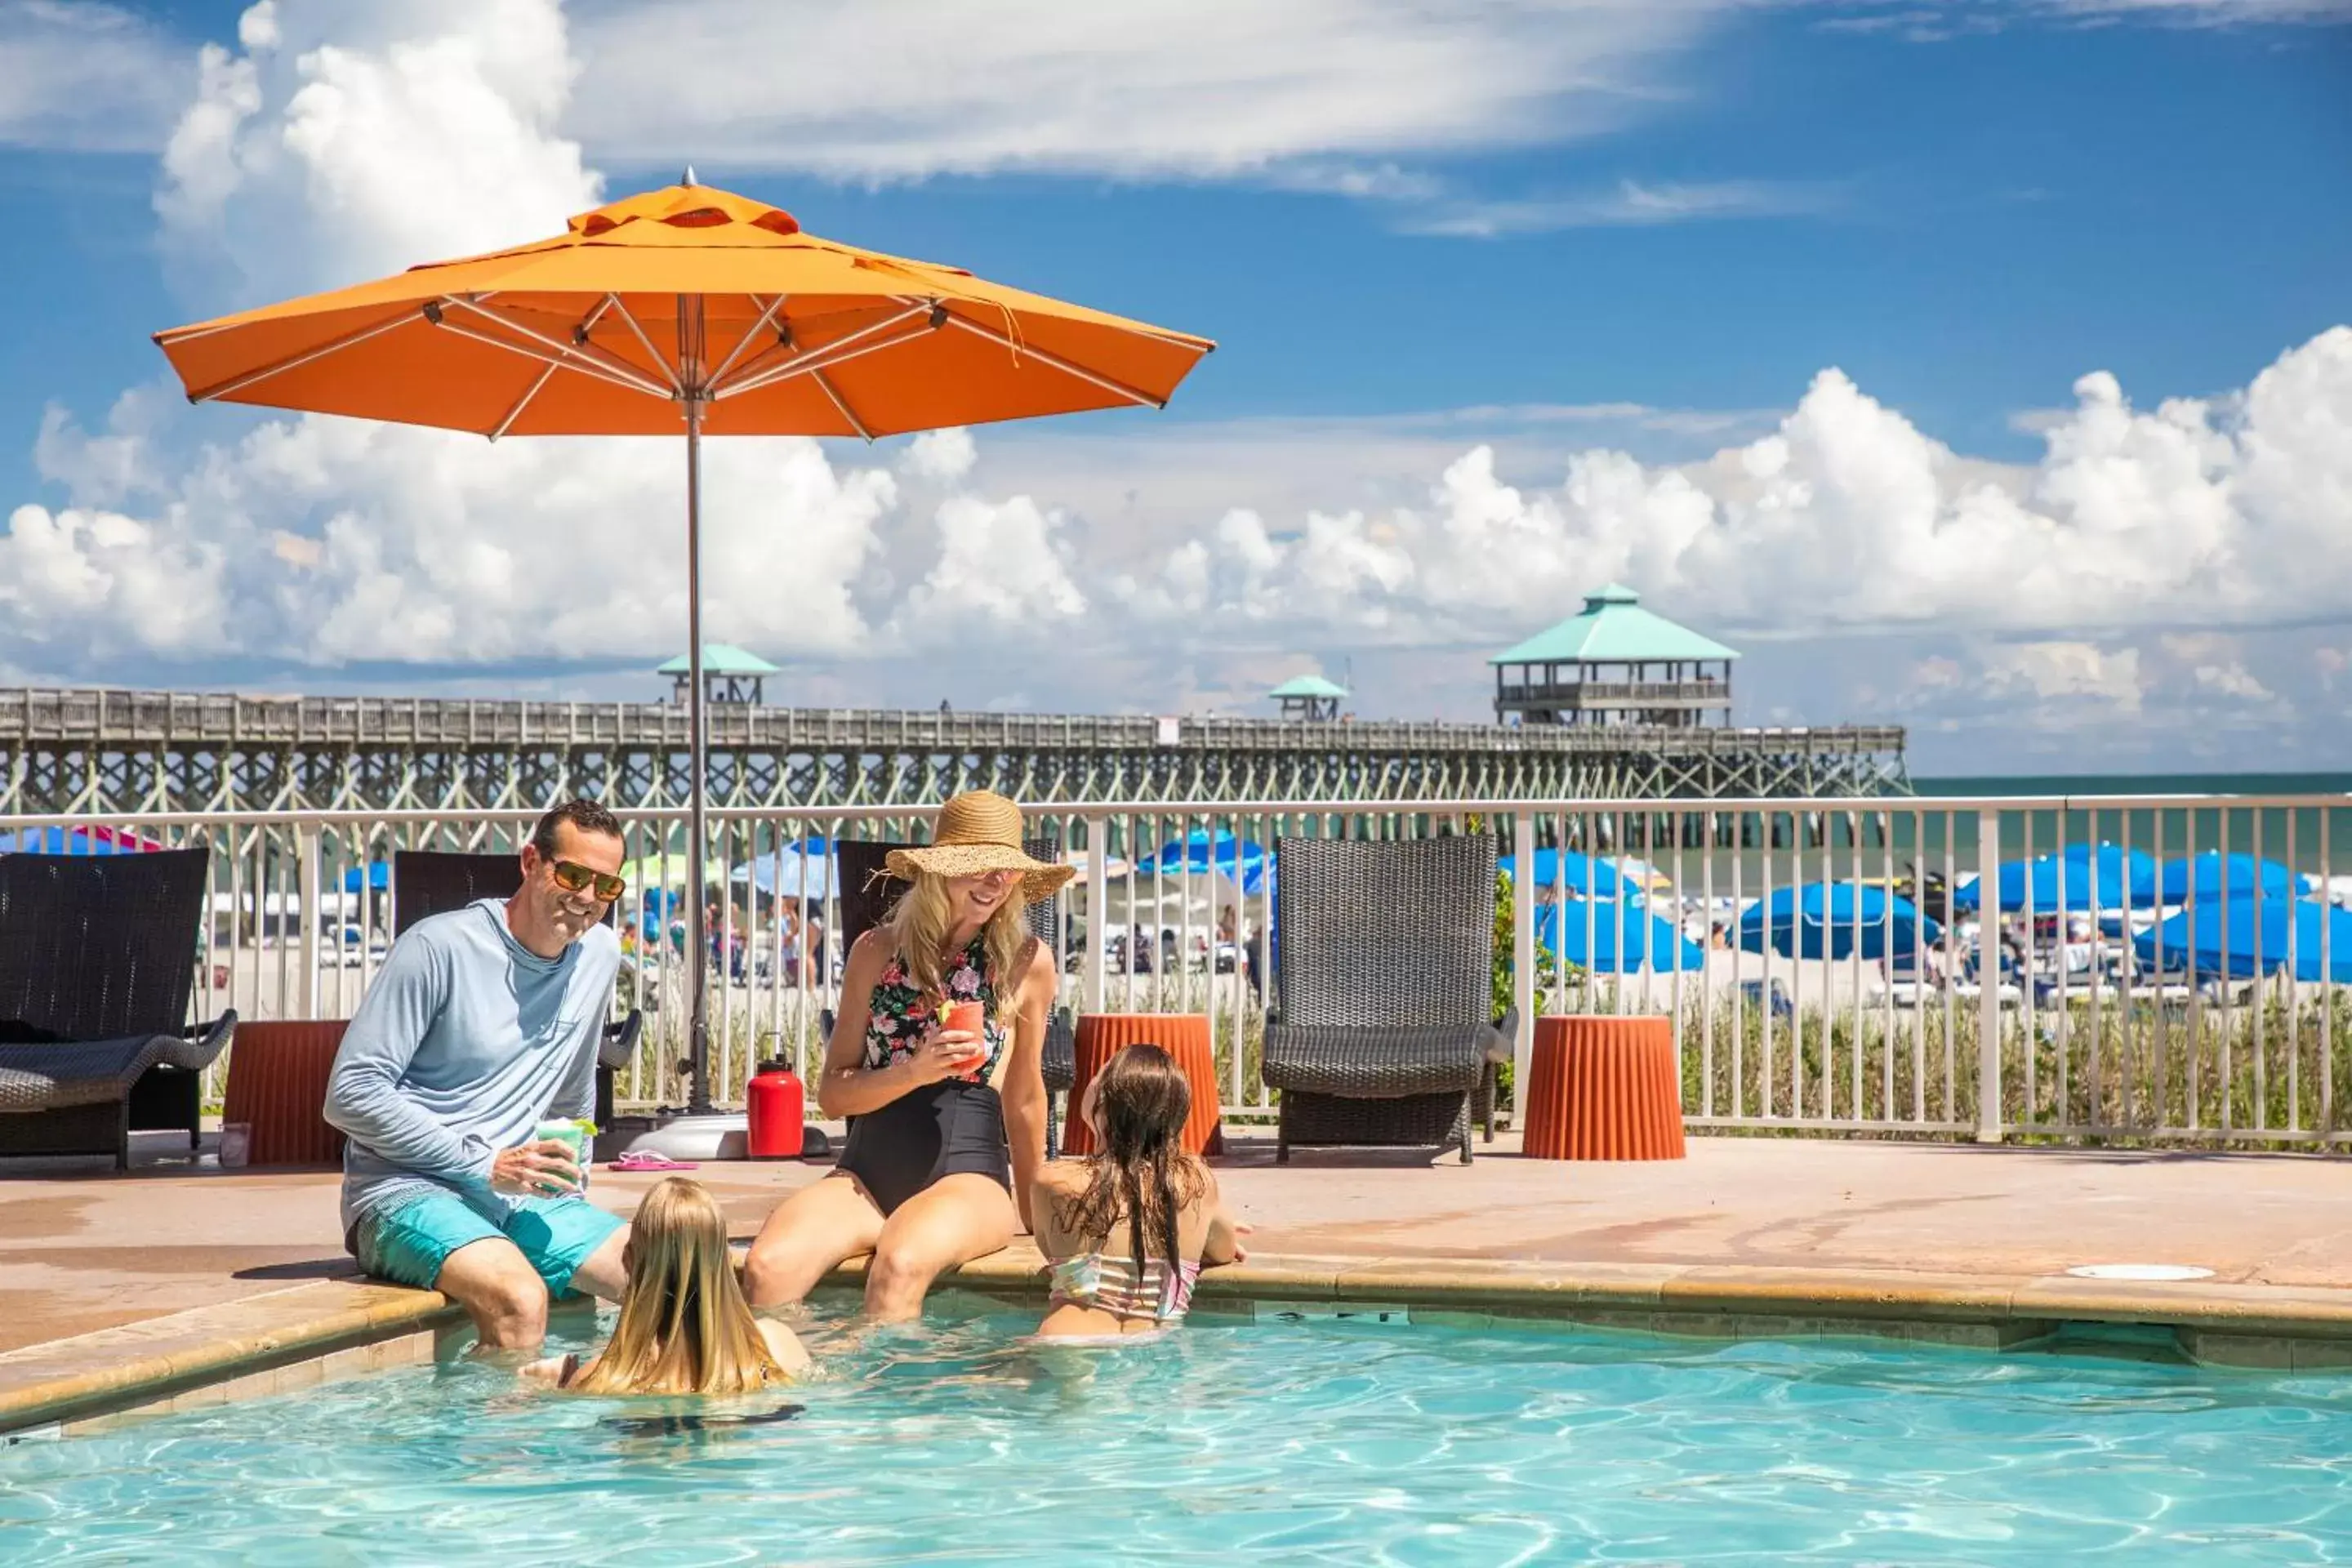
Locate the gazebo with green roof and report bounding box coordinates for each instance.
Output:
[1267,673,1348,722]
[659,644,779,707]
[1489,585,1737,728]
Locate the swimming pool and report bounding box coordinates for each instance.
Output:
[4,1298,2349,1565]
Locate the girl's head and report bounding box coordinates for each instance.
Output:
[1081,1042,1192,1160]
[568,1178,786,1397]
[1063,1045,1205,1276]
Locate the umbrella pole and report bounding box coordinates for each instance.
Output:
[684,390,713,1116]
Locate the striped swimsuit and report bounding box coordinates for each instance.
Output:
[1047,1251,1203,1325]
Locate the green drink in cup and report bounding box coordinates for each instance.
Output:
[532,1117,595,1190]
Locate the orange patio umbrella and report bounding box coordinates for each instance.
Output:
[154,176,1214,1121]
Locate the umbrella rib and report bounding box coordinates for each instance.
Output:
[811,368,873,440]
[430,314,673,401]
[488,360,560,441]
[181,305,421,404]
[604,295,681,394]
[710,303,933,400]
[706,294,791,390]
[440,296,675,399]
[927,305,1166,410]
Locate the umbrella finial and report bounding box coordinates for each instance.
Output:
[682,163,699,186]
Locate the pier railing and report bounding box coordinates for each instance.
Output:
[7,791,2349,1150]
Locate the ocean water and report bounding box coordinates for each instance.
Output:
[4,1298,2350,1566]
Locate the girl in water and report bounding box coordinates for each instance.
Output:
[1033,1044,1245,1339]
[526,1176,809,1392]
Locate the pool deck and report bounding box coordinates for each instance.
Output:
[7,1131,2352,1430]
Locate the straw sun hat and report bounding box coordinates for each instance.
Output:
[884,791,1075,900]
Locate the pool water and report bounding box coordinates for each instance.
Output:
[4,1298,2350,1566]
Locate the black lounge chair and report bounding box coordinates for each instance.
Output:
[390,850,642,1129]
[0,849,234,1169]
[1262,835,1514,1165]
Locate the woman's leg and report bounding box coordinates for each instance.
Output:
[864,1174,1018,1321]
[743,1172,887,1307]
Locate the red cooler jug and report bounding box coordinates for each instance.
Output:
[746,1058,805,1159]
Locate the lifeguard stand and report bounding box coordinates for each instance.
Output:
[659,644,779,706]
[1268,674,1348,722]
[1490,585,1737,728]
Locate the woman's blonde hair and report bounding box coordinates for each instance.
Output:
[568,1178,787,1396]
[881,870,1031,1022]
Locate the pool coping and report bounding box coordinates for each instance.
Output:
[9,1250,2352,1437]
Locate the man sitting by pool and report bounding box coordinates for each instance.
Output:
[325,800,630,1350]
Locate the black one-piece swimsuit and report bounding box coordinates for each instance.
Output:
[836,938,1011,1216]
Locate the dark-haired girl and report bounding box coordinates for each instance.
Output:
[1031,1045,1245,1339]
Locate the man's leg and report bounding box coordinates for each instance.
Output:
[503,1194,629,1305]
[434,1236,556,1351]
[864,1174,1017,1322]
[743,1172,887,1307]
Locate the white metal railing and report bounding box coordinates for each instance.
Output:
[6,792,2348,1148]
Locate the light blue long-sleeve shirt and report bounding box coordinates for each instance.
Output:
[324,899,620,1236]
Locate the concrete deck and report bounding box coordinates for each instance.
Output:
[7,1130,2352,1428]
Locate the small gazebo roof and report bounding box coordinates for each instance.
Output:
[1489,584,1740,665]
[1268,674,1349,700]
[657,644,781,676]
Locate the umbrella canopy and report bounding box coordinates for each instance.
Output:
[732,844,840,899]
[1953,843,2161,913]
[2133,895,2352,982]
[341,862,392,893]
[1739,884,1940,960]
[0,825,163,855]
[154,180,1211,1115]
[1497,849,1643,899]
[2147,852,2302,904]
[1535,901,1704,973]
[1150,831,1270,895]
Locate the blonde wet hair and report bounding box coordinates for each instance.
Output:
[568,1178,788,1396]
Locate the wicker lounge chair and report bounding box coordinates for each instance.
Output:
[1262,835,1514,1165]
[821,837,1078,1155]
[0,849,234,1169]
[389,851,642,1127]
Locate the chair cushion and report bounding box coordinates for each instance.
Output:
[1262,1022,1505,1099]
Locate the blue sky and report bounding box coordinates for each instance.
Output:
[1,0,2348,773]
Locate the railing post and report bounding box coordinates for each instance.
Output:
[1085,813,1108,1015]
[1976,807,2002,1143]
[1512,810,1535,1120]
[296,825,322,1020]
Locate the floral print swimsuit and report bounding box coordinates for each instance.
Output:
[839,936,1014,1216]
[859,937,1008,1082]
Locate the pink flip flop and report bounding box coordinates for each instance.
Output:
[609,1150,700,1172]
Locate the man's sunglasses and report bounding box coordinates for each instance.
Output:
[549,860,627,902]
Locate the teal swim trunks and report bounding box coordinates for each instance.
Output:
[353,1186,623,1296]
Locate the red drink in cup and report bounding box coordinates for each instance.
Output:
[942,1000,988,1077]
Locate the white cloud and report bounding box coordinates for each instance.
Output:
[1403,179,1841,238]
[0,1,189,152]
[899,428,978,486]
[565,0,1732,181]
[156,0,599,309]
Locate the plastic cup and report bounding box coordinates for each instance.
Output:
[532,1117,592,1189]
[941,1001,988,1074]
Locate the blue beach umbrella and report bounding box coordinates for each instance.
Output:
[1152,830,1270,895]
[1739,883,1940,961]
[1536,900,1704,973]
[732,843,840,899]
[1497,849,1637,899]
[2132,895,2352,983]
[2146,852,2301,904]
[1953,844,2158,913]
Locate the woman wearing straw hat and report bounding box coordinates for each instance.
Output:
[744,790,1071,1320]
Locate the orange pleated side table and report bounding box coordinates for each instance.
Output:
[1065,1013,1225,1156]
[1521,1015,1686,1160]
[220,1020,350,1167]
